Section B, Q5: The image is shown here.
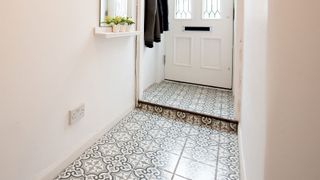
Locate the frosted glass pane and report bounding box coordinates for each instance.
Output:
[202,0,221,19]
[175,0,192,19]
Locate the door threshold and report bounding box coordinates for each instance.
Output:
[164,79,232,91]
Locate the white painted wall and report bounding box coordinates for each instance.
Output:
[0,1,136,180]
[238,0,268,179]
[139,43,165,96]
[138,0,165,97]
[240,0,320,180]
[265,0,320,179]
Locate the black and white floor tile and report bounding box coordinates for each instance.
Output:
[141,81,235,120]
[54,109,239,180]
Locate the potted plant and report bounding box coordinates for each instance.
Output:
[125,17,135,32]
[103,16,113,25]
[101,16,113,32]
[111,16,122,33]
[119,17,127,32]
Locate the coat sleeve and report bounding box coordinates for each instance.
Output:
[162,0,169,31]
[144,0,157,48]
[157,0,164,33]
[154,5,161,43]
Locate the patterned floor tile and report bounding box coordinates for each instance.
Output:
[182,138,219,166]
[188,124,220,142]
[172,175,191,180]
[54,109,239,180]
[128,155,174,180]
[151,137,186,155]
[128,169,173,180]
[141,80,235,120]
[216,123,240,180]
[175,157,216,180]
[149,119,190,155]
[144,151,180,172]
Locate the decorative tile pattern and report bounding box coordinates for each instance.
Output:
[54,109,239,180]
[141,80,235,120]
[182,125,220,166]
[172,175,190,180]
[137,102,238,129]
[216,122,240,180]
[175,157,216,180]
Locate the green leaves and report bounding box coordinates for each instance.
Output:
[126,17,135,25]
[104,16,113,24]
[103,16,135,25]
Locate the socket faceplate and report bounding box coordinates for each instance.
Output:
[69,104,85,124]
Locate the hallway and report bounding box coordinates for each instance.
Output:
[55,108,239,180]
[1,0,320,179]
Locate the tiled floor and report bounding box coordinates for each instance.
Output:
[55,108,239,180]
[141,81,235,120]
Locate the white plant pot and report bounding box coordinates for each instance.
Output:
[106,26,112,32]
[126,25,135,32]
[112,25,120,33]
[120,24,127,32]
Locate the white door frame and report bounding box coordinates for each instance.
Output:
[134,0,141,106]
[232,0,244,120]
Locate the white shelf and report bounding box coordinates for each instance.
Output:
[94,27,140,39]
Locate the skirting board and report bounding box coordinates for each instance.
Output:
[34,105,135,180]
[238,125,247,180]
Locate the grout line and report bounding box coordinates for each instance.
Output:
[177,155,216,168]
[170,127,191,180]
[214,124,222,180]
[173,174,192,180]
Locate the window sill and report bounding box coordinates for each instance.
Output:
[94,27,140,39]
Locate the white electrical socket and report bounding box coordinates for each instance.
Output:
[69,104,85,125]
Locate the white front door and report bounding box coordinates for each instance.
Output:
[165,0,234,88]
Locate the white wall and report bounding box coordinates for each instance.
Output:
[138,0,165,97]
[239,0,268,179]
[265,0,320,179]
[139,43,165,96]
[240,0,320,180]
[0,1,136,180]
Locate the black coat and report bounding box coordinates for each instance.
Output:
[144,0,169,48]
[161,0,169,31]
[144,0,157,48]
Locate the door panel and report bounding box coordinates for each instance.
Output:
[174,36,193,67]
[200,37,221,70]
[165,0,234,88]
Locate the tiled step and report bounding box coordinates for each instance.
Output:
[138,101,238,133]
